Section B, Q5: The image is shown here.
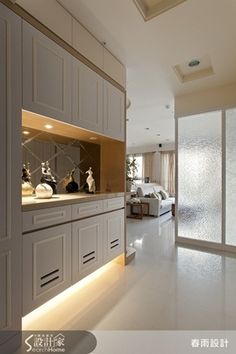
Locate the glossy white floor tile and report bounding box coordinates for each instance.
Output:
[23,213,236,330]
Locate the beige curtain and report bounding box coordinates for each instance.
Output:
[143,152,155,182]
[160,151,175,194]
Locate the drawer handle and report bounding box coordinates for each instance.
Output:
[41,269,59,280]
[111,243,119,249]
[41,276,60,288]
[110,239,119,245]
[83,256,95,265]
[83,251,95,259]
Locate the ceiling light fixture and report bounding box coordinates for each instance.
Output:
[188,59,200,67]
[157,134,161,136]
[145,128,150,130]
[44,124,53,130]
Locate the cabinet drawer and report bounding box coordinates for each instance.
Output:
[23,224,71,315]
[23,205,72,232]
[72,200,103,220]
[103,197,124,212]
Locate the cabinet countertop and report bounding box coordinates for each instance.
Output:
[22,192,125,212]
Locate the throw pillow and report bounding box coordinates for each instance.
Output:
[149,192,157,198]
[160,190,169,200]
[154,192,162,201]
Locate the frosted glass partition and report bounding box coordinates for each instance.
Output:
[178,111,222,242]
[226,109,236,246]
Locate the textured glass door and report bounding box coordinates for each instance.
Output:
[178,111,222,243]
[226,108,236,246]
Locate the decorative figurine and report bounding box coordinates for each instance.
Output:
[85,167,96,194]
[35,183,53,199]
[22,163,34,196]
[64,168,79,193]
[40,161,57,194]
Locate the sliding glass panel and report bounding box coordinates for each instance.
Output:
[178,111,222,242]
[226,108,236,245]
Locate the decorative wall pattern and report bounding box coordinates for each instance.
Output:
[22,129,100,193]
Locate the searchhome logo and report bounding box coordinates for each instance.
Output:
[22,331,97,354]
[25,333,65,352]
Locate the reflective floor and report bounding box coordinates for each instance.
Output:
[23,213,236,330]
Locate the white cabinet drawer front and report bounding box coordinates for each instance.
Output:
[23,224,71,315]
[103,197,124,212]
[72,201,103,220]
[103,209,124,263]
[23,205,72,232]
[72,216,103,283]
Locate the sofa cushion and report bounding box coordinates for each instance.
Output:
[160,190,169,200]
[136,183,163,197]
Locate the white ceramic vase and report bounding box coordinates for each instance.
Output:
[35,183,53,199]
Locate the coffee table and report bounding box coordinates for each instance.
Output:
[127,202,149,219]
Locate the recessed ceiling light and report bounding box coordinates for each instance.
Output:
[157,134,161,136]
[89,137,97,141]
[145,128,150,130]
[165,104,170,109]
[44,124,53,130]
[188,59,200,67]
[22,131,30,135]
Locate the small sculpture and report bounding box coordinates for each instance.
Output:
[22,163,34,196]
[35,183,53,199]
[40,161,57,194]
[85,167,96,194]
[64,169,79,193]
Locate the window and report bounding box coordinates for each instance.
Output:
[127,154,143,184]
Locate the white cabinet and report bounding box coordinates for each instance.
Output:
[72,216,103,283]
[23,21,72,123]
[23,224,71,315]
[72,59,103,133]
[103,197,124,212]
[103,48,126,88]
[0,4,22,352]
[23,205,72,233]
[16,0,73,44]
[72,200,103,220]
[72,19,103,69]
[103,210,125,263]
[104,80,125,141]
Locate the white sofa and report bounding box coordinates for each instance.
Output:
[135,183,175,217]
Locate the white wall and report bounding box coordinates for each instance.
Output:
[175,81,236,118]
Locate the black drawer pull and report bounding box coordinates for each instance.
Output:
[110,239,119,244]
[41,276,59,287]
[83,256,95,265]
[111,243,119,249]
[41,269,59,280]
[83,251,95,259]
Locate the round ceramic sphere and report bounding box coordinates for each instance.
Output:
[35,183,53,199]
[22,181,34,196]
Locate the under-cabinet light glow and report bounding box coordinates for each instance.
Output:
[22,130,30,135]
[44,124,53,130]
[22,260,116,329]
[89,137,97,141]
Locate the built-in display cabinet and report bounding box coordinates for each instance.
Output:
[0,3,22,353]
[22,197,125,315]
[23,21,125,142]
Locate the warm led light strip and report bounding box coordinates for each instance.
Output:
[22,260,116,329]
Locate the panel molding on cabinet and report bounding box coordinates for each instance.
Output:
[23,21,72,123]
[72,200,103,220]
[72,59,103,133]
[72,19,103,70]
[0,4,22,351]
[103,48,126,88]
[104,80,125,141]
[23,224,71,315]
[23,205,72,233]
[103,209,124,263]
[72,215,103,283]
[103,197,124,212]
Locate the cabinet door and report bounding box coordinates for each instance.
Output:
[72,216,103,283]
[0,4,22,352]
[23,224,71,315]
[103,210,125,263]
[23,21,71,123]
[72,59,103,133]
[103,81,125,141]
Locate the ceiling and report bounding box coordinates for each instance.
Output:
[58,0,236,149]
